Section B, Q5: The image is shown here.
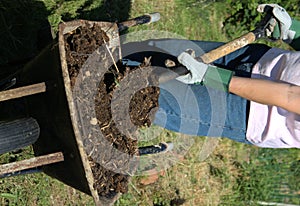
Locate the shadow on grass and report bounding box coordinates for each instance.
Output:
[0,0,51,79]
[0,0,131,80]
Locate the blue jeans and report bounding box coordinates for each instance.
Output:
[122,39,270,144]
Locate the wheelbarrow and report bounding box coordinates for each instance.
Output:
[0,4,276,204]
[0,13,162,206]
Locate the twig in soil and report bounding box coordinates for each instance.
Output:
[100,120,112,131]
[87,146,96,157]
[103,38,120,73]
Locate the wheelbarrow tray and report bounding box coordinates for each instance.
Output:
[59,20,123,205]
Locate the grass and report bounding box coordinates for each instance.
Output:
[127,0,228,41]
[0,147,95,205]
[1,0,300,205]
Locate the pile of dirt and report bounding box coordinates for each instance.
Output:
[64,23,109,87]
[64,22,159,198]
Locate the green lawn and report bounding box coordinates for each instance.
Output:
[1,0,300,205]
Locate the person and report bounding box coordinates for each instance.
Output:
[122,4,300,148]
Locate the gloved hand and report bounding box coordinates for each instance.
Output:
[257,4,296,43]
[176,51,234,92]
[176,51,208,84]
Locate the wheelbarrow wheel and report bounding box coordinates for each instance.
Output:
[0,118,40,155]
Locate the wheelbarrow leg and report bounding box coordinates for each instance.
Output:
[0,152,64,178]
[0,82,46,102]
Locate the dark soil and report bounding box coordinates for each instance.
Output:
[64,23,109,87]
[64,22,159,198]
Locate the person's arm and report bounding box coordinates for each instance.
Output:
[229,76,300,115]
[176,52,300,115]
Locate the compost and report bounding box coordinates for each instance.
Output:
[64,22,159,198]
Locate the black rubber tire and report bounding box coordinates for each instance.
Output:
[0,118,40,155]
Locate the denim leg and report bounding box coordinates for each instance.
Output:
[152,41,270,144]
[154,80,251,143]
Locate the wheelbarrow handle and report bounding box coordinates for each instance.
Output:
[118,13,160,32]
